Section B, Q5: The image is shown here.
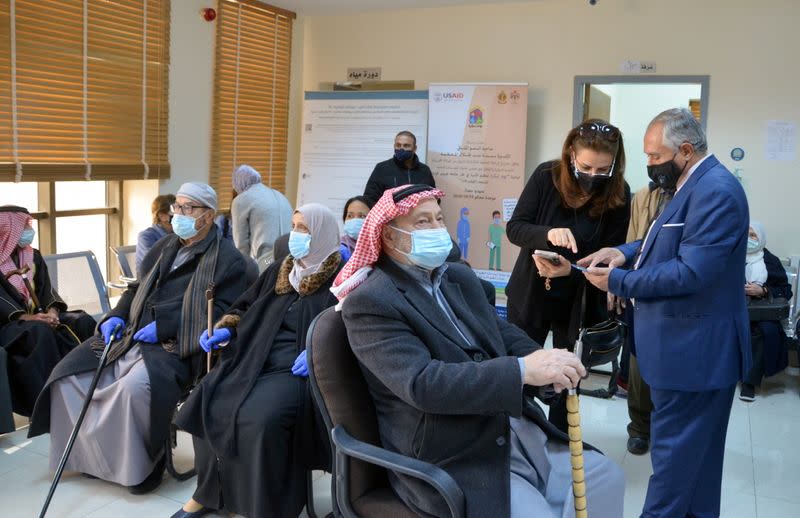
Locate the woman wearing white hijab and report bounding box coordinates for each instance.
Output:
[173,203,342,518]
[744,221,768,291]
[740,221,792,401]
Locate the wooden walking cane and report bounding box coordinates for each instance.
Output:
[567,336,588,518]
[206,283,215,372]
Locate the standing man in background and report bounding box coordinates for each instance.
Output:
[363,130,436,205]
[231,165,293,272]
[580,108,750,518]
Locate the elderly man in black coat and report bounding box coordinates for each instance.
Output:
[334,184,624,518]
[29,182,249,494]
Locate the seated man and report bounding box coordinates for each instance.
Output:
[29,183,249,494]
[335,185,625,518]
[0,205,96,418]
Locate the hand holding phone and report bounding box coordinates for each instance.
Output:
[533,249,561,265]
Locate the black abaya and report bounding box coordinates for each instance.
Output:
[177,254,341,518]
[0,250,96,416]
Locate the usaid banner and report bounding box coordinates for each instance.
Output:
[427,83,528,314]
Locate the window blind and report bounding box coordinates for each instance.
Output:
[210,0,294,210]
[0,0,170,181]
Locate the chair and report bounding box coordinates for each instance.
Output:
[42,251,111,322]
[781,257,799,336]
[110,245,137,280]
[307,307,465,518]
[165,391,197,482]
[108,245,137,290]
[780,257,800,361]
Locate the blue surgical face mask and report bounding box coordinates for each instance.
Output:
[343,218,364,240]
[747,238,760,252]
[172,214,202,240]
[391,226,452,270]
[289,231,312,259]
[18,228,35,248]
[493,218,501,225]
[394,149,414,163]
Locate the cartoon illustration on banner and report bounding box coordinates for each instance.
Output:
[427,83,528,315]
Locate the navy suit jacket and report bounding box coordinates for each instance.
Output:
[608,155,751,391]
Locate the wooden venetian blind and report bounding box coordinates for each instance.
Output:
[0,0,170,182]
[210,0,294,210]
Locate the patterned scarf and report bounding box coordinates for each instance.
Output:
[0,210,34,304]
[330,185,444,305]
[102,232,220,362]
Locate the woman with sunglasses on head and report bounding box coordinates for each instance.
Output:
[505,119,631,432]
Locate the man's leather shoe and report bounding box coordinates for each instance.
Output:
[627,436,649,455]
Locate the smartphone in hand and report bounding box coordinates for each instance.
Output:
[533,249,561,265]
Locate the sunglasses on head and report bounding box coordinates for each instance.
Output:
[577,122,620,142]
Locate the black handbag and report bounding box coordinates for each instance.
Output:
[747,296,790,322]
[580,317,627,368]
[575,287,627,399]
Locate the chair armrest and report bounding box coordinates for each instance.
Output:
[331,425,465,518]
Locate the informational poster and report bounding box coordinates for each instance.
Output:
[765,120,796,161]
[427,83,528,315]
[297,91,428,222]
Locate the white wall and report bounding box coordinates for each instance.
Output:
[297,0,800,258]
[162,0,216,197]
[122,180,159,246]
[119,0,214,247]
[162,1,306,206]
[595,83,703,193]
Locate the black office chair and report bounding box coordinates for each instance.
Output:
[307,307,465,518]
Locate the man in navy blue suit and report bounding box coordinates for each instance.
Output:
[579,108,750,518]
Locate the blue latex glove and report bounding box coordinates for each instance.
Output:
[199,327,232,353]
[100,316,125,343]
[291,349,309,377]
[133,321,158,343]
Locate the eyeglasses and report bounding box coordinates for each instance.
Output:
[577,122,620,142]
[170,203,207,216]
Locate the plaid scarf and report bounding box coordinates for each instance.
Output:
[330,185,444,306]
[102,232,220,362]
[0,210,34,304]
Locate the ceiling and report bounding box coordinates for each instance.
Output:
[268,0,542,16]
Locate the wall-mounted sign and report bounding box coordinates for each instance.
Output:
[621,60,657,74]
[730,147,745,161]
[346,67,381,81]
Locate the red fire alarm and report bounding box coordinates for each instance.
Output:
[202,8,216,22]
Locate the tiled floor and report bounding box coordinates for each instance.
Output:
[1,371,798,517]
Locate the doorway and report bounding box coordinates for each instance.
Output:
[573,75,709,192]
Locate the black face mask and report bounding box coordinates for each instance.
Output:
[647,154,688,190]
[573,167,610,194]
